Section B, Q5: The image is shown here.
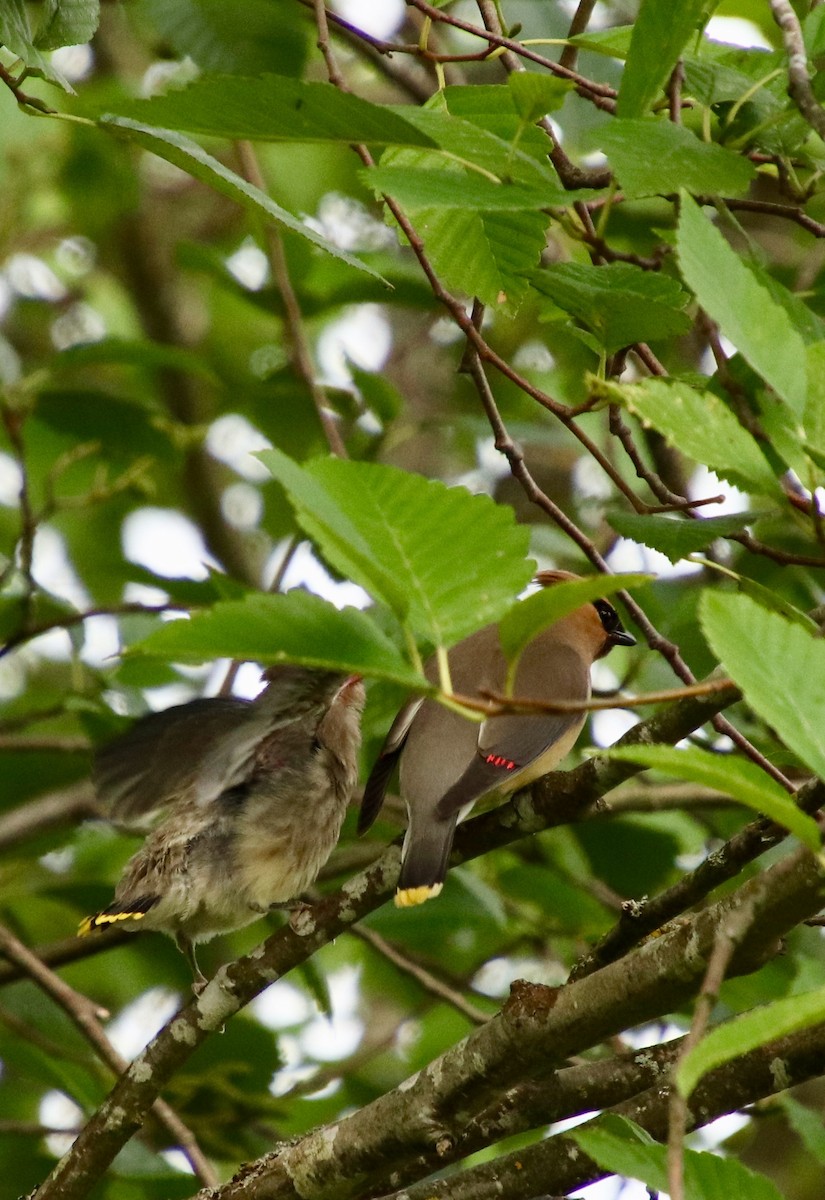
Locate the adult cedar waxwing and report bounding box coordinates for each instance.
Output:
[359,571,635,907]
[79,666,365,989]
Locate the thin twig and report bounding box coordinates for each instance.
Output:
[0,602,190,660]
[407,0,617,104]
[234,139,348,459]
[352,926,490,1025]
[451,676,733,717]
[559,0,598,71]
[0,923,218,1186]
[667,905,754,1199]
[460,332,795,793]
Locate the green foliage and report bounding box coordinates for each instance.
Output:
[617,0,710,117]
[533,261,692,354]
[676,989,825,1100]
[676,193,808,415]
[588,117,756,199]
[604,377,783,499]
[573,1114,784,1200]
[604,742,821,851]
[701,591,825,784]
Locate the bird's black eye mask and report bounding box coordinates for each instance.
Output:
[592,597,621,632]
[592,598,636,648]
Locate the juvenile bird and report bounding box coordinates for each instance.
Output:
[79,666,365,988]
[359,571,635,907]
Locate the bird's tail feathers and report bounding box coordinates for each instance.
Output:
[77,895,158,937]
[395,812,458,908]
[359,746,402,834]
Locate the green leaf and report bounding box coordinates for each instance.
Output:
[617,0,709,117]
[676,989,825,1099]
[130,591,429,688]
[408,204,547,316]
[780,1096,825,1166]
[0,0,67,84]
[691,561,818,631]
[105,75,437,147]
[605,510,767,564]
[134,0,308,77]
[394,88,567,190]
[498,574,650,665]
[804,341,825,463]
[49,336,219,381]
[677,193,808,416]
[34,0,99,48]
[360,166,571,212]
[590,118,755,199]
[259,451,535,647]
[259,449,408,619]
[569,25,633,60]
[700,590,825,784]
[507,73,571,122]
[375,87,568,314]
[605,377,783,500]
[573,1113,784,1200]
[101,118,383,280]
[533,262,692,354]
[604,744,821,853]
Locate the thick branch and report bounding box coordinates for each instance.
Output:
[389,1016,825,1199]
[33,678,738,1198]
[208,843,824,1199]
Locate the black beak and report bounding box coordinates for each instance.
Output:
[609,626,636,648]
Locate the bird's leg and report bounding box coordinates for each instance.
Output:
[175,931,208,994]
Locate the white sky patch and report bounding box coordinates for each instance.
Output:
[0,276,13,322]
[473,956,568,997]
[226,239,270,291]
[706,16,772,50]
[161,1148,194,1176]
[307,192,397,253]
[607,535,701,580]
[299,965,363,1062]
[5,253,67,301]
[0,452,22,505]
[274,541,371,610]
[32,525,89,609]
[330,0,405,41]
[122,508,214,580]
[316,304,392,386]
[513,339,556,373]
[221,481,264,529]
[123,580,170,606]
[51,43,95,81]
[52,302,107,350]
[689,466,748,515]
[105,987,181,1059]
[40,1089,84,1156]
[79,613,122,667]
[206,413,273,482]
[253,979,314,1030]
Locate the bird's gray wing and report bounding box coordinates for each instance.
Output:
[434,711,582,819]
[435,641,590,820]
[94,697,255,828]
[358,697,424,834]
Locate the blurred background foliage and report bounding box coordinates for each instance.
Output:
[3,1,825,1198]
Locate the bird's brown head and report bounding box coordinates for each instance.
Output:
[534,569,636,661]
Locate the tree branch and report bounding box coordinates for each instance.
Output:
[33,678,740,1198]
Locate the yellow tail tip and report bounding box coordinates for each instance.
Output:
[394,883,443,908]
[77,910,147,938]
